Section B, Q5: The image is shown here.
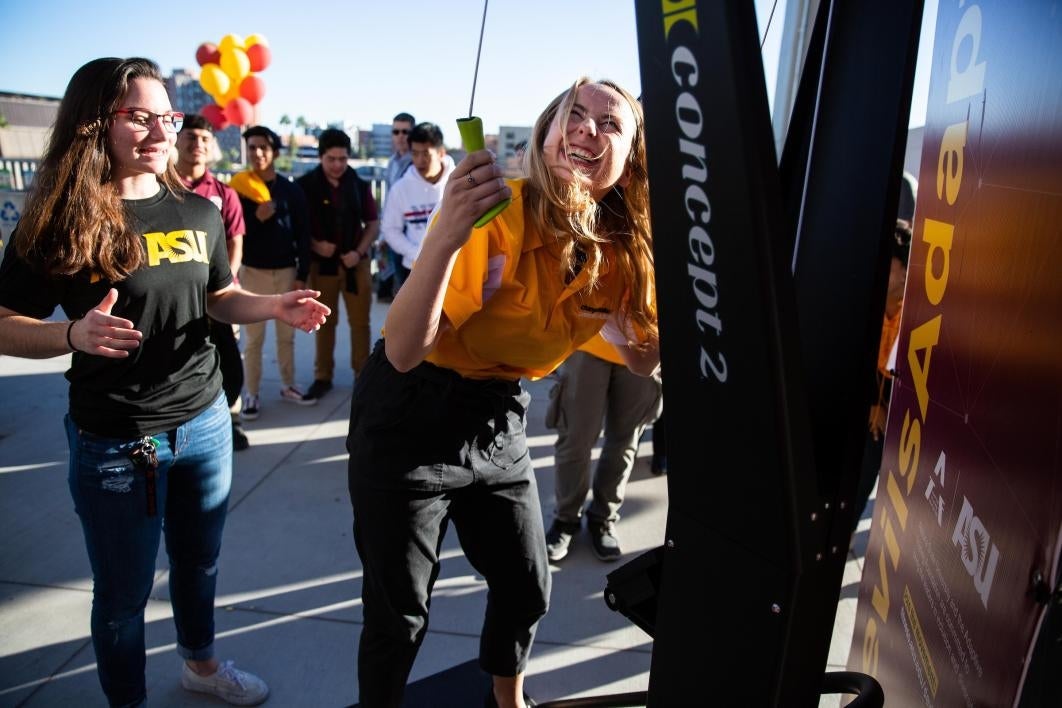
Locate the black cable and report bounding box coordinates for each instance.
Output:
[761,0,781,49]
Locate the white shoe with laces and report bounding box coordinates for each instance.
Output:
[181,660,270,705]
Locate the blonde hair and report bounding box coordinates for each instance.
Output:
[523,77,657,346]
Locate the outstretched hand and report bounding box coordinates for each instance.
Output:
[275,289,331,333]
[69,288,142,358]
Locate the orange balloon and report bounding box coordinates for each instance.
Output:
[220,81,241,106]
[224,97,255,127]
[239,75,267,105]
[201,104,230,131]
[246,43,272,73]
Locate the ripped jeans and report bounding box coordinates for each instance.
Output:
[65,391,232,707]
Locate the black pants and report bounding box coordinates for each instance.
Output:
[651,411,666,467]
[208,317,243,409]
[347,342,550,707]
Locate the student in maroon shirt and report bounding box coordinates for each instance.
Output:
[175,114,250,450]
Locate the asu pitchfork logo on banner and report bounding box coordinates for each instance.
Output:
[142,230,210,267]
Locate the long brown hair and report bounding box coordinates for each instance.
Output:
[523,78,657,346]
[16,57,183,280]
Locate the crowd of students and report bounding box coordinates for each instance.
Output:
[0,55,675,708]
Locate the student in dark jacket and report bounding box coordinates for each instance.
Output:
[229,125,315,416]
[296,129,380,400]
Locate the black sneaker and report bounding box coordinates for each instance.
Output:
[484,686,536,707]
[588,521,622,562]
[545,519,581,562]
[242,394,260,421]
[232,422,250,452]
[305,379,333,401]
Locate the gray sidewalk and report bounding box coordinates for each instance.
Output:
[0,299,865,707]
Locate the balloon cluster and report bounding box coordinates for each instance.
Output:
[195,33,272,131]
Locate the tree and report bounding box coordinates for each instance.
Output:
[279,114,294,157]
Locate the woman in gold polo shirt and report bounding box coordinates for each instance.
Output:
[346,77,658,708]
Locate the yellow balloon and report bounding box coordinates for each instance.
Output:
[221,82,241,105]
[245,33,269,48]
[218,33,245,53]
[199,63,231,98]
[220,47,251,81]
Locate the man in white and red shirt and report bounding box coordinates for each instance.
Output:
[380,122,454,292]
[175,114,250,450]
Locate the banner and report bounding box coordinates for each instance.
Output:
[849,2,1062,706]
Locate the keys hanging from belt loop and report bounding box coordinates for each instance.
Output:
[129,436,160,516]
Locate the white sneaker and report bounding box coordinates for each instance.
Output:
[280,385,316,406]
[181,660,269,706]
[242,394,260,420]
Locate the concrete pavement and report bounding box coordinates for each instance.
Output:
[0,299,866,707]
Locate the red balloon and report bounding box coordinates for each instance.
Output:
[238,75,267,105]
[200,103,229,131]
[195,42,221,67]
[245,43,272,73]
[223,97,255,127]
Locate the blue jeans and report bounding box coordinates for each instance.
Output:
[65,392,232,707]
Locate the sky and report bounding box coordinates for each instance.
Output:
[2,0,936,140]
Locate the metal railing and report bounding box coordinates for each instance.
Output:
[0,158,38,191]
[0,159,389,207]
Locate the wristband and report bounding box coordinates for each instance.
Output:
[66,319,81,353]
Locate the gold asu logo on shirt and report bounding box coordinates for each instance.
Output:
[142,230,210,266]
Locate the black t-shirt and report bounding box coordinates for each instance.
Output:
[0,187,232,437]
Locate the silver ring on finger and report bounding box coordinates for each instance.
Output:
[467,172,476,185]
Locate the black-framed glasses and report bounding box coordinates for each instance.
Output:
[112,108,185,133]
[392,128,410,135]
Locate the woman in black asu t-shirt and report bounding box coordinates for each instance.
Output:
[0,58,329,707]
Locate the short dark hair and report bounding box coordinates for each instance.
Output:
[242,125,282,152]
[180,114,213,134]
[409,122,444,149]
[317,128,351,156]
[393,112,415,126]
[893,219,913,268]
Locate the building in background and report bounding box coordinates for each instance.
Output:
[0,91,59,191]
[369,123,392,159]
[497,126,531,162]
[497,125,531,177]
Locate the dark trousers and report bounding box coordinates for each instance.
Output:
[651,411,666,467]
[208,317,243,409]
[347,342,551,707]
